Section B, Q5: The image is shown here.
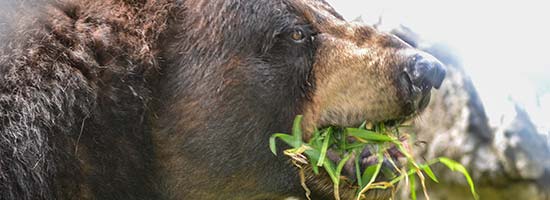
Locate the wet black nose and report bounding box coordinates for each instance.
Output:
[404,52,446,90]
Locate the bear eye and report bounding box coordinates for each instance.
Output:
[289,29,306,42]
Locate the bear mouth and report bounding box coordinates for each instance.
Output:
[312,115,419,187]
[313,89,432,134]
[318,118,404,131]
[316,111,420,133]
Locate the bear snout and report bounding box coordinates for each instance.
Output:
[397,50,446,113]
[402,51,447,91]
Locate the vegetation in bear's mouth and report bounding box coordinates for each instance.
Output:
[270,115,478,200]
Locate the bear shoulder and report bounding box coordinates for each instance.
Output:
[0,1,172,199]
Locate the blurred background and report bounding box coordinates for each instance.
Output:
[325,0,550,199]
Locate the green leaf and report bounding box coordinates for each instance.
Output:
[346,128,395,142]
[310,128,323,149]
[354,151,363,187]
[344,142,367,150]
[389,158,442,185]
[409,172,417,200]
[323,158,338,183]
[438,157,479,200]
[336,154,353,174]
[269,133,294,155]
[360,152,384,187]
[306,150,321,175]
[291,115,304,148]
[338,128,347,151]
[269,115,479,200]
[312,162,320,174]
[356,151,384,198]
[317,128,332,167]
[422,165,439,183]
[309,129,319,145]
[360,165,378,188]
[335,153,353,184]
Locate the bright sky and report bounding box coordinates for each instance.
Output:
[326,0,550,134]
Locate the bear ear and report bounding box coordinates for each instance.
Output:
[352,15,365,23]
[372,15,381,29]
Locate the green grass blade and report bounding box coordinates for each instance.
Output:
[310,128,323,148]
[360,165,378,187]
[308,152,320,174]
[336,153,353,181]
[312,163,320,174]
[303,148,322,175]
[292,115,304,148]
[269,133,295,155]
[422,165,439,183]
[270,115,478,200]
[389,158,442,185]
[438,157,479,200]
[409,172,417,200]
[354,151,363,187]
[344,143,367,150]
[323,159,338,183]
[360,151,384,186]
[356,151,384,198]
[317,128,332,167]
[346,128,394,142]
[338,128,347,152]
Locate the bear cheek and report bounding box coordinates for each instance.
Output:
[300,35,408,137]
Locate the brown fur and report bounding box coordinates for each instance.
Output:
[1,1,172,199]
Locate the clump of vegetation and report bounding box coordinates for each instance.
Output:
[270,115,478,200]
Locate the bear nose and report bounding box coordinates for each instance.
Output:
[404,52,446,90]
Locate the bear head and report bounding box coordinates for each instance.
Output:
[153,0,445,199]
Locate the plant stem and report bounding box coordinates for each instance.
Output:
[333,183,340,200]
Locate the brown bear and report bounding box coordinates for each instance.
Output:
[0,0,445,200]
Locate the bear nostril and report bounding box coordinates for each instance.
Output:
[404,52,446,90]
[430,61,446,89]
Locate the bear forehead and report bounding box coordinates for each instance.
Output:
[175,0,350,56]
[183,0,343,30]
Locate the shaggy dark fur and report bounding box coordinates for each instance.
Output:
[1,1,172,199]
